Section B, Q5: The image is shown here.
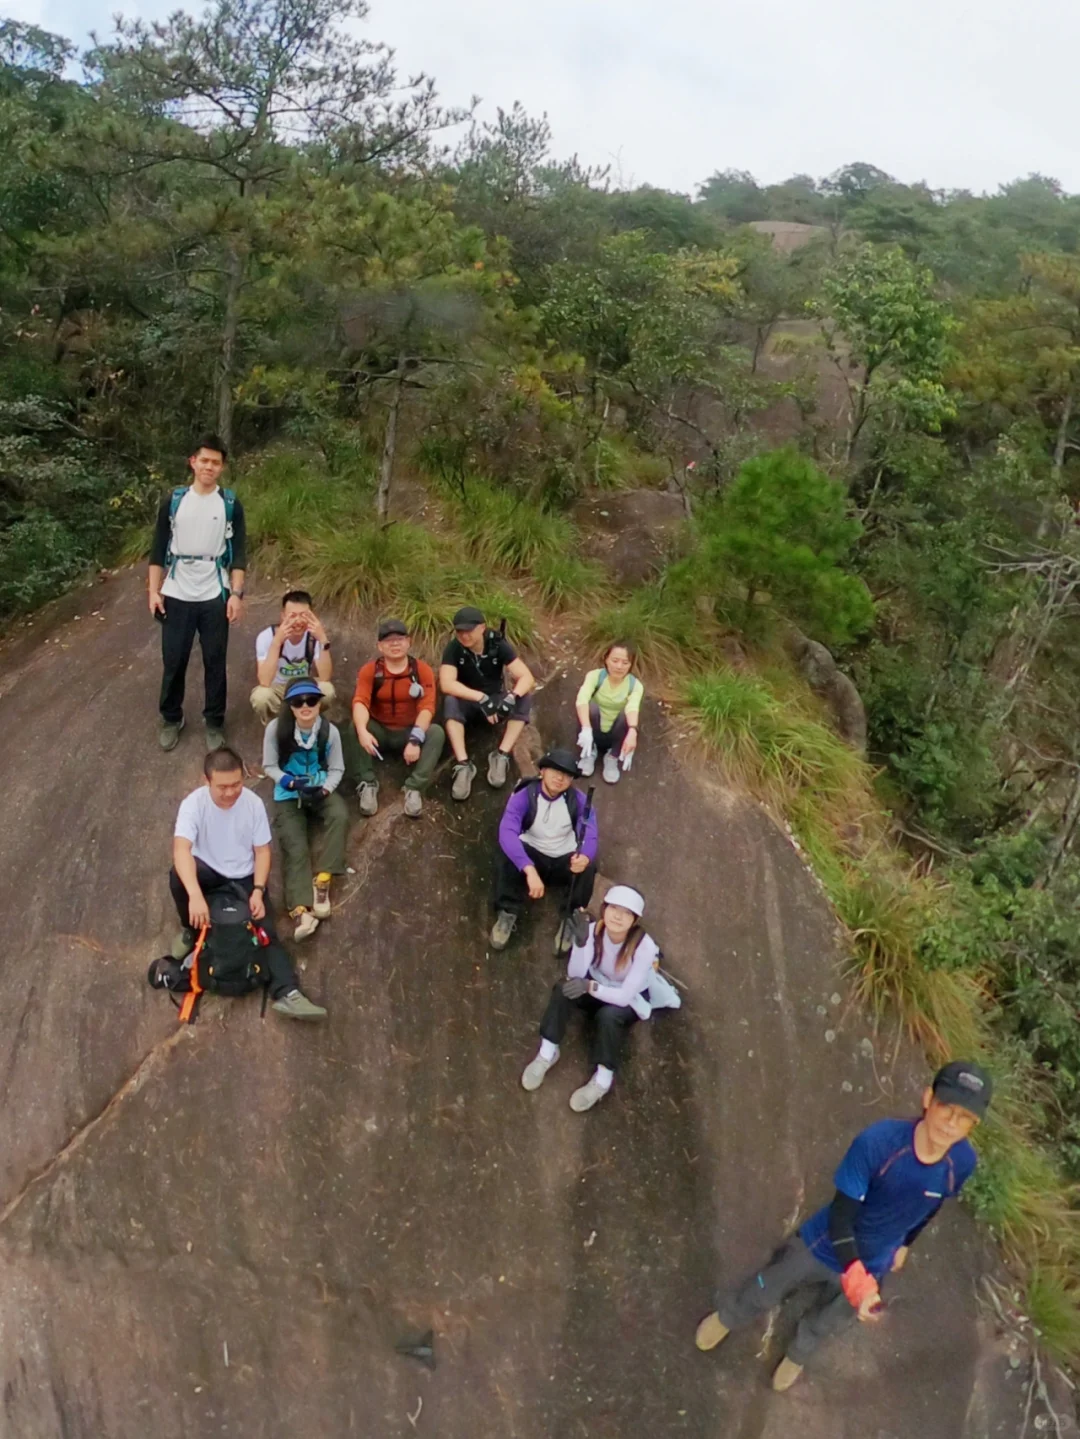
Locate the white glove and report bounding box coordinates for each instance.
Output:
[620,749,634,772]
[577,726,596,760]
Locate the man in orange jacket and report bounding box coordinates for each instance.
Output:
[351,618,445,818]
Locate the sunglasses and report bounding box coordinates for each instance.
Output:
[288,694,320,709]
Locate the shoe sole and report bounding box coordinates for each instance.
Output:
[312,904,331,919]
[294,921,320,940]
[569,1088,605,1112]
[272,1006,326,1021]
[694,1315,729,1351]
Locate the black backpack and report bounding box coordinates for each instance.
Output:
[148,885,272,1020]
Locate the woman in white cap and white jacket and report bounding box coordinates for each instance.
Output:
[521,884,660,1111]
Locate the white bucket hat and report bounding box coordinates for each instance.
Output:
[603,884,645,917]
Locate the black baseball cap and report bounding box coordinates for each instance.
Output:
[932,1060,992,1119]
[452,605,485,630]
[537,748,580,778]
[377,617,409,639]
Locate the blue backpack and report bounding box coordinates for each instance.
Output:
[590,668,639,702]
[164,485,236,596]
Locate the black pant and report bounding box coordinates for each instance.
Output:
[168,861,298,999]
[540,985,638,1072]
[159,596,229,726]
[589,701,629,757]
[493,844,596,916]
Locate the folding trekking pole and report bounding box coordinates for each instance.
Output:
[561,784,595,942]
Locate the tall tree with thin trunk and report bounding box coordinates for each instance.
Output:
[84,0,463,447]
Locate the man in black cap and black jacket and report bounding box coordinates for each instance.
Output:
[491,748,598,953]
[439,606,535,801]
[695,1060,993,1392]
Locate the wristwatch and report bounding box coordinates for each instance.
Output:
[251,884,265,893]
[231,589,245,599]
[322,640,331,650]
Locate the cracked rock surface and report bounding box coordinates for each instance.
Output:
[0,571,1041,1438]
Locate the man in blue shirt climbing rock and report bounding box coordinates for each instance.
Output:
[695,1060,991,1391]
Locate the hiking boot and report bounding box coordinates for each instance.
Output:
[487,749,511,788]
[312,873,332,919]
[205,725,226,752]
[694,1313,730,1352]
[771,1357,803,1392]
[522,1051,558,1091]
[291,906,320,941]
[490,910,517,950]
[272,989,327,1021]
[357,780,379,817]
[603,752,621,784]
[159,718,185,751]
[569,1078,610,1112]
[451,760,477,801]
[403,788,423,818]
[578,751,596,777]
[569,907,591,947]
[170,926,197,960]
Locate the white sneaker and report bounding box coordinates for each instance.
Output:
[602,752,621,785]
[357,781,379,816]
[578,752,596,777]
[569,1078,610,1112]
[292,908,320,941]
[403,788,423,818]
[521,1051,558,1091]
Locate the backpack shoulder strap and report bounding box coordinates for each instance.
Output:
[590,667,608,700]
[305,630,316,666]
[316,717,330,770]
[371,657,385,697]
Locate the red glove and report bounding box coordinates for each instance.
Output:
[840,1260,880,1310]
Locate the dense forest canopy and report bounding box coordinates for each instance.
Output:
[6,0,1080,1345]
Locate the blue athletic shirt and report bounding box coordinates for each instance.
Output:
[799,1117,976,1278]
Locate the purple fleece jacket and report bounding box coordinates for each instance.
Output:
[498,783,599,871]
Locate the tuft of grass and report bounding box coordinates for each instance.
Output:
[394,567,535,651]
[587,579,709,676]
[296,521,438,613]
[533,551,609,611]
[242,451,375,554]
[453,479,576,571]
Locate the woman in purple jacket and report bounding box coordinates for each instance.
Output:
[521,884,659,1111]
[490,748,598,954]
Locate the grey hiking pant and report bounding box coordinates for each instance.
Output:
[715,1235,856,1365]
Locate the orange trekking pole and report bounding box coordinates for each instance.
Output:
[177,924,209,1025]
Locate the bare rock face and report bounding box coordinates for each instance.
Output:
[0,574,1049,1439]
[788,629,868,754]
[573,489,687,588]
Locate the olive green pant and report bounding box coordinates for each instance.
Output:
[349,720,446,793]
[272,792,350,912]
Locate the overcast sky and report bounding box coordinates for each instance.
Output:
[8,0,1080,197]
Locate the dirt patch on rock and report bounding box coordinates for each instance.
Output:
[573,489,688,588]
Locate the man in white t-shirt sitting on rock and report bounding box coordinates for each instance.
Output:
[170,746,326,1021]
[250,589,336,725]
[148,434,247,753]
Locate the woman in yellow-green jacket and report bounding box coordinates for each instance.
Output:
[575,642,642,785]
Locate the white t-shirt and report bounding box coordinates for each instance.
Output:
[520,792,577,858]
[174,785,271,878]
[255,625,323,687]
[161,488,228,602]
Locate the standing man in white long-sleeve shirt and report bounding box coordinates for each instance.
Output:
[520,885,659,1112]
[148,435,247,753]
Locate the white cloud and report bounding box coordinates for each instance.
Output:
[8,0,1080,195]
